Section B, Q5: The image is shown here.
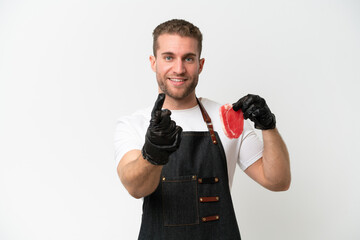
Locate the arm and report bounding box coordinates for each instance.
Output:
[117,94,182,198]
[234,94,291,191]
[245,128,290,191]
[117,150,163,199]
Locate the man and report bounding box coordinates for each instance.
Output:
[115,19,291,240]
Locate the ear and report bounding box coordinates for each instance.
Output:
[149,55,156,72]
[198,58,205,74]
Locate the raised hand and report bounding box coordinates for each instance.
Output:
[233,94,276,130]
[142,93,183,165]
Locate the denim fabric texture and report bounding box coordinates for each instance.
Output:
[138,130,242,240]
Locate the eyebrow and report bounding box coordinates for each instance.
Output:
[161,52,198,57]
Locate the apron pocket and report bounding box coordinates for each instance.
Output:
[162,175,199,226]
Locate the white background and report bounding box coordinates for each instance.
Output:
[1,0,359,239]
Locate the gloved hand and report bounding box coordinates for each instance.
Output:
[233,94,276,130]
[142,93,183,165]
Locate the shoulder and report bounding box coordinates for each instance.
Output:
[115,106,152,138]
[196,97,222,122]
[200,97,223,109]
[114,106,151,165]
[199,97,224,118]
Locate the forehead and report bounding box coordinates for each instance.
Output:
[156,34,199,56]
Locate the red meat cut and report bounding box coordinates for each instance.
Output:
[219,104,244,139]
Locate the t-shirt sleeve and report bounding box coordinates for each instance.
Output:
[114,116,144,167]
[237,120,264,171]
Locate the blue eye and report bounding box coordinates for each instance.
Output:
[185,57,194,62]
[165,56,173,61]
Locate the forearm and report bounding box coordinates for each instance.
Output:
[118,150,163,199]
[262,128,291,190]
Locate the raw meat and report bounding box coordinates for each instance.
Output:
[219,104,244,139]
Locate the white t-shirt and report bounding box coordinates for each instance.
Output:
[114,98,263,189]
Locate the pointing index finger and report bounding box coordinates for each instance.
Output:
[151,93,165,117]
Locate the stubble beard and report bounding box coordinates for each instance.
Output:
[156,73,199,100]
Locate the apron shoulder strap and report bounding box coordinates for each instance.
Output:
[196,97,218,145]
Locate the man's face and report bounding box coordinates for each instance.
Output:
[150,34,205,101]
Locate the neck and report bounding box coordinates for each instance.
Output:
[161,92,198,110]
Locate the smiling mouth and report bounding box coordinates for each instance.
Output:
[168,78,187,82]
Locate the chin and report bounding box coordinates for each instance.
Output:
[166,93,188,100]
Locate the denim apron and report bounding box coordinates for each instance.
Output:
[138,98,241,240]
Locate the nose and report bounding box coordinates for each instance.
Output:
[173,59,186,75]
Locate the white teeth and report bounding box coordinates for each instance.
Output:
[169,78,185,82]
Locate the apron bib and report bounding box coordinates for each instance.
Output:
[138,99,241,240]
